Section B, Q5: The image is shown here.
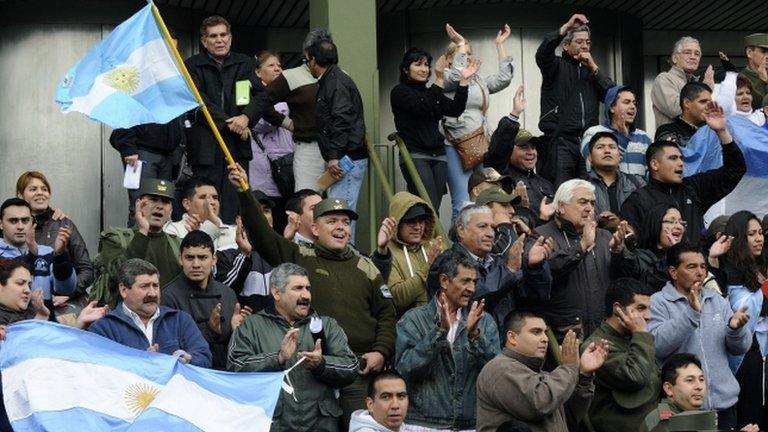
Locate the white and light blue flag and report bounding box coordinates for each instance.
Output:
[679,115,768,225]
[55,3,198,128]
[0,320,283,431]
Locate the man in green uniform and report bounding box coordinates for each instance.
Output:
[641,353,758,432]
[227,164,396,426]
[583,278,659,431]
[739,33,768,111]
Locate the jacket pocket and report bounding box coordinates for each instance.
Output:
[318,398,343,418]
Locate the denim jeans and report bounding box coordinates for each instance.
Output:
[292,140,326,192]
[327,158,367,245]
[124,148,174,227]
[445,144,480,221]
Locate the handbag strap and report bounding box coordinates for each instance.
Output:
[476,76,488,116]
[252,135,275,163]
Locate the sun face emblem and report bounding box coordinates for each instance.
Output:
[124,382,160,415]
[105,65,140,94]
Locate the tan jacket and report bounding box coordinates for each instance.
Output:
[476,347,594,432]
[651,66,692,128]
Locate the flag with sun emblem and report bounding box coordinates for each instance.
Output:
[55,3,198,128]
[0,320,284,431]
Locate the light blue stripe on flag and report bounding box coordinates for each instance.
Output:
[55,3,198,128]
[1,320,283,431]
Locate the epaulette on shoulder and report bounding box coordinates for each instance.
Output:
[356,255,380,281]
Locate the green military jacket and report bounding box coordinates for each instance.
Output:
[583,321,660,431]
[641,399,718,432]
[228,309,359,432]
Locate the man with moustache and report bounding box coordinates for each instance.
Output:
[527,179,632,341]
[97,179,182,306]
[89,258,211,368]
[396,252,500,431]
[536,13,613,187]
[581,86,652,177]
[227,164,396,424]
[228,262,358,431]
[475,311,608,432]
[620,100,745,244]
[647,243,751,429]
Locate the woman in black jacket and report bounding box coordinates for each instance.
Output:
[16,171,93,313]
[390,47,478,211]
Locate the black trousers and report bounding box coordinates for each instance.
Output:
[735,338,768,430]
[538,133,586,189]
[400,157,448,214]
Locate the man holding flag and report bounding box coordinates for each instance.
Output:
[185,16,269,224]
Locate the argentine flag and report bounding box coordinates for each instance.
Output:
[680,115,768,225]
[0,321,283,431]
[55,3,198,128]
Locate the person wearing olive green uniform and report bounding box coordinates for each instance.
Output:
[582,278,659,431]
[228,164,396,426]
[739,34,768,111]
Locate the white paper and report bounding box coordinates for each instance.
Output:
[123,160,143,190]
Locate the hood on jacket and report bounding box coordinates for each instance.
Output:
[603,84,636,130]
[349,409,396,432]
[388,192,435,247]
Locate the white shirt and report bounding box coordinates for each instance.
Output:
[164,214,237,251]
[121,302,160,344]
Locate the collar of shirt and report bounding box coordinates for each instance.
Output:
[464,247,494,269]
[121,302,160,343]
[293,232,314,247]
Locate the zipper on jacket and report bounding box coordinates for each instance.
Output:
[540,106,559,120]
[579,93,585,129]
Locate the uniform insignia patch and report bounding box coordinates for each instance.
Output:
[379,284,393,299]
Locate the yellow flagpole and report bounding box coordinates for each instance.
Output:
[149,2,250,192]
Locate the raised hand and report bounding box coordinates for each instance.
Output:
[615,304,646,333]
[231,302,253,331]
[235,216,252,256]
[283,211,300,241]
[26,223,39,256]
[511,85,527,117]
[559,14,589,36]
[495,24,511,45]
[560,330,579,366]
[460,58,481,81]
[729,306,750,330]
[708,235,733,259]
[703,65,715,90]
[184,213,203,233]
[147,344,160,352]
[528,236,554,267]
[298,339,324,370]
[426,237,444,264]
[134,198,151,235]
[377,217,396,255]
[506,234,525,272]
[609,221,629,253]
[578,51,598,72]
[688,281,703,312]
[445,23,465,44]
[539,197,555,221]
[226,164,248,192]
[581,219,597,252]
[51,207,68,221]
[75,301,109,328]
[278,328,299,365]
[31,288,50,320]
[434,55,449,79]
[438,292,454,331]
[53,225,72,255]
[466,299,486,339]
[514,181,530,208]
[208,303,223,335]
[580,339,609,375]
[359,351,385,375]
[704,101,727,132]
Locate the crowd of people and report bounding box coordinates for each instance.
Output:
[2,11,768,432]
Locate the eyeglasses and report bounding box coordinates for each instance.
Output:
[662,219,687,227]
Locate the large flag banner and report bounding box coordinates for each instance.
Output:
[0,321,283,431]
[680,115,768,225]
[55,3,198,129]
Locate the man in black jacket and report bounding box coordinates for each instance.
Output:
[536,14,613,188]
[621,102,746,244]
[654,82,712,147]
[185,16,269,224]
[304,28,368,242]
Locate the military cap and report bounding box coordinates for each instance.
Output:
[514,128,536,147]
[313,198,358,220]
[745,33,768,49]
[137,178,175,200]
[476,187,521,206]
[468,167,512,191]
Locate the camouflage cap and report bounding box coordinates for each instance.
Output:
[313,198,359,220]
[476,186,521,206]
[137,178,175,201]
[515,128,535,147]
[468,167,511,191]
[745,33,768,49]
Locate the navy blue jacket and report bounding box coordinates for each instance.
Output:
[89,304,212,368]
